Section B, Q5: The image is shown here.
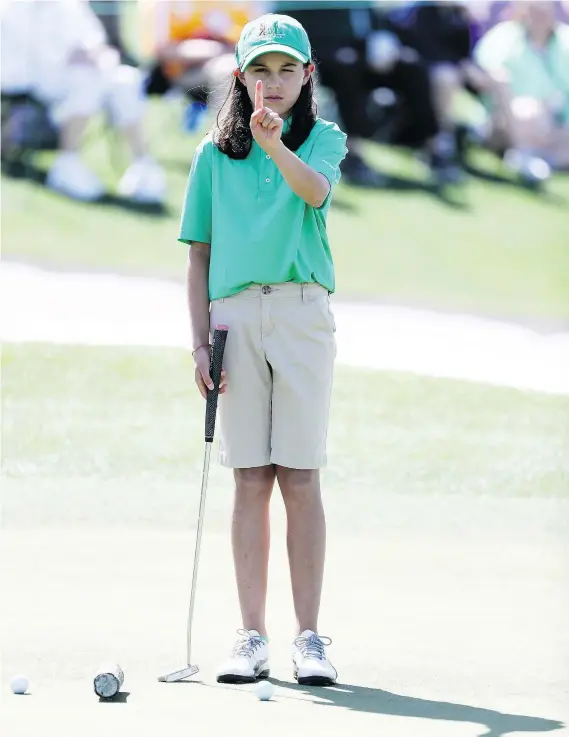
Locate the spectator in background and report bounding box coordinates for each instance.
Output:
[474,0,569,183]
[276,1,452,186]
[1,0,165,203]
[89,0,136,64]
[143,1,266,102]
[386,1,484,178]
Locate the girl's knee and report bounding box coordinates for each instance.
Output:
[234,466,275,496]
[277,468,320,500]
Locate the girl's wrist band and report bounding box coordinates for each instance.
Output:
[192,343,210,357]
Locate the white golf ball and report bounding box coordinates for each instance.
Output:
[10,675,29,695]
[253,680,275,701]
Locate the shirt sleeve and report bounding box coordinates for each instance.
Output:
[306,123,348,210]
[473,22,516,72]
[178,137,213,245]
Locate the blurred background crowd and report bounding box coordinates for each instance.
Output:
[2,0,569,206]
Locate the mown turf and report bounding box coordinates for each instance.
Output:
[2,343,567,531]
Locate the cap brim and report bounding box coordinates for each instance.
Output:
[241,44,309,70]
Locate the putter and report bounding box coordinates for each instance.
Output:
[158,325,228,683]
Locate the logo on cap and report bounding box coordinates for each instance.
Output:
[258,20,285,39]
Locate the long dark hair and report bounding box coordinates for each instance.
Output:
[214,66,317,159]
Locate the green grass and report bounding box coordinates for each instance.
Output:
[2,100,569,325]
[2,343,568,529]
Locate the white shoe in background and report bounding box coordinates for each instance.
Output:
[504,149,551,186]
[46,152,105,202]
[117,157,166,204]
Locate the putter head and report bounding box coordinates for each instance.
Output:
[157,665,199,683]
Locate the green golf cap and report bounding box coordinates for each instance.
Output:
[236,14,311,71]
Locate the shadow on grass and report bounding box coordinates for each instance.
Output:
[98,690,130,703]
[1,159,170,217]
[330,197,358,213]
[464,162,520,188]
[269,679,564,737]
[464,163,569,207]
[344,172,472,212]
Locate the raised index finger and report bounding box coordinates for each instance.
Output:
[255,80,263,112]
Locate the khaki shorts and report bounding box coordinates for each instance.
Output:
[210,283,336,470]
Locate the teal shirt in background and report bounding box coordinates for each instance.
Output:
[179,118,347,301]
[474,22,569,124]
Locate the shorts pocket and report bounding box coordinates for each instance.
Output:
[326,296,337,333]
[308,292,336,334]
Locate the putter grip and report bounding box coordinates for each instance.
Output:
[205,325,228,443]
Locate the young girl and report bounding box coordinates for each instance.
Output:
[179,13,347,686]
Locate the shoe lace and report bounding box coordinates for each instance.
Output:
[232,629,264,658]
[294,633,332,660]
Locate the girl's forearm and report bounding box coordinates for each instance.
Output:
[187,243,211,349]
[270,141,330,208]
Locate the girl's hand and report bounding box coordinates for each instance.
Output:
[193,346,227,400]
[250,80,283,154]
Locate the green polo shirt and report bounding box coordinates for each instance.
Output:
[178,117,347,301]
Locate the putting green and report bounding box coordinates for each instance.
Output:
[1,343,568,735]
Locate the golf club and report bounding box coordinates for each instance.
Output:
[158,325,228,683]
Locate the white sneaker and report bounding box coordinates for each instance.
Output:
[504,149,551,186]
[216,629,270,684]
[117,157,166,204]
[46,153,104,202]
[292,630,337,686]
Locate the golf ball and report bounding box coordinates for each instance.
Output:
[253,680,275,701]
[10,675,29,695]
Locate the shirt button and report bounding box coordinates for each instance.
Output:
[265,177,271,183]
[266,155,271,160]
